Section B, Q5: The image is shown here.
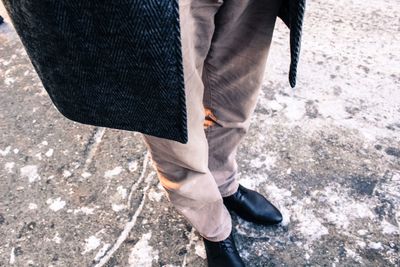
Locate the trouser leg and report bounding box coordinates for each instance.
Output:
[140,0,231,242]
[202,0,282,197]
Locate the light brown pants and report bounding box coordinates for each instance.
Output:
[141,0,281,242]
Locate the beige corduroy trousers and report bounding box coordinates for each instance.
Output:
[141,0,281,242]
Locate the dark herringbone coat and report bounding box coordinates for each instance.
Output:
[2,0,305,144]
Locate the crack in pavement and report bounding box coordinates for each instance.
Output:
[91,171,155,267]
[81,127,106,173]
[127,150,150,209]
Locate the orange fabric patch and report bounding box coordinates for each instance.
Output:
[204,107,218,129]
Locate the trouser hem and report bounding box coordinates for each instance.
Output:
[200,218,232,242]
[220,180,240,198]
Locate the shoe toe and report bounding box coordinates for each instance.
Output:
[224,184,283,226]
[251,191,283,225]
[260,204,282,224]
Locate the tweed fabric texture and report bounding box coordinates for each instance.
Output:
[2,0,188,143]
[2,0,305,143]
[278,0,306,88]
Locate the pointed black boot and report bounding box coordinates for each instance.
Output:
[203,229,246,267]
[222,184,283,225]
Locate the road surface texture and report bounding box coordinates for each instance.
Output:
[1,0,399,266]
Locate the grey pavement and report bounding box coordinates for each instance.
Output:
[1,0,399,266]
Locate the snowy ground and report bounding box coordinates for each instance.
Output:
[1,0,399,266]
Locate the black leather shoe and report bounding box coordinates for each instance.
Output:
[203,229,246,267]
[222,184,283,225]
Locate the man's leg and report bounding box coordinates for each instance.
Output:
[202,0,282,197]
[140,0,231,242]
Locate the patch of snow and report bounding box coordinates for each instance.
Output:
[81,172,92,178]
[9,247,15,264]
[312,185,375,229]
[345,247,363,263]
[238,176,262,190]
[128,232,159,267]
[104,166,123,178]
[52,232,61,244]
[82,235,101,255]
[112,203,126,212]
[357,229,368,236]
[148,188,164,202]
[128,160,138,172]
[1,146,11,156]
[63,170,72,178]
[294,207,329,242]
[368,242,383,250]
[45,149,54,157]
[46,197,66,211]
[267,100,284,111]
[194,241,206,259]
[73,207,95,215]
[356,240,366,249]
[264,183,292,202]
[381,220,399,235]
[20,165,40,182]
[281,97,306,121]
[117,186,127,199]
[28,203,37,210]
[5,162,15,173]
